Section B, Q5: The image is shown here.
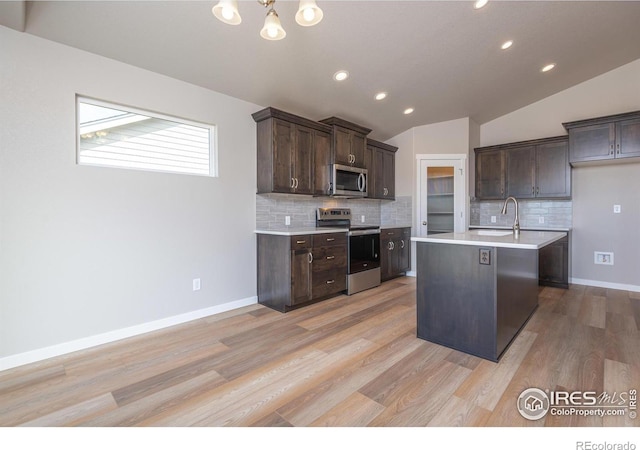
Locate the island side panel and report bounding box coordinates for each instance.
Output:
[416,242,498,361]
[496,247,539,358]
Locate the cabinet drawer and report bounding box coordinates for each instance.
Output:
[312,246,347,272]
[290,235,312,250]
[382,228,400,238]
[313,233,347,247]
[312,270,347,298]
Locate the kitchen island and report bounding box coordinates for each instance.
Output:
[411,229,567,362]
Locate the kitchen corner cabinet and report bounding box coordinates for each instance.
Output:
[381,227,411,281]
[563,110,640,165]
[365,139,397,200]
[253,107,333,196]
[474,136,570,200]
[319,117,371,168]
[257,232,347,313]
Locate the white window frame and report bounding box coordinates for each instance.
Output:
[76,96,217,177]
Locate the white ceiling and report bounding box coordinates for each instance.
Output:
[4,0,640,141]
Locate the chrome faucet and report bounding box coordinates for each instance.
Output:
[501,196,520,238]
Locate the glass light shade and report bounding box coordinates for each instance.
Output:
[295,0,323,26]
[260,9,286,40]
[212,0,241,25]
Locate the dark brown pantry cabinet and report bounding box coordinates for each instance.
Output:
[319,117,371,168]
[563,110,640,165]
[381,227,411,281]
[475,136,571,200]
[253,107,333,196]
[257,232,347,312]
[364,139,397,200]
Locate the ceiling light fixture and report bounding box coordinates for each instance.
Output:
[541,63,556,72]
[212,0,323,41]
[474,0,488,9]
[404,108,415,115]
[501,40,513,50]
[375,92,387,101]
[334,70,349,81]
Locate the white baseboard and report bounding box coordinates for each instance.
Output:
[406,270,417,277]
[0,296,258,372]
[570,278,640,293]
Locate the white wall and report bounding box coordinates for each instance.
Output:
[0,27,260,367]
[480,58,640,289]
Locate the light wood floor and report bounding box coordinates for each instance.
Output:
[1,277,639,427]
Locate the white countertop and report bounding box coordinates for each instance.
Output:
[255,227,348,236]
[411,229,567,249]
[469,225,571,232]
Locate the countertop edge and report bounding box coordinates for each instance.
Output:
[411,230,567,249]
[255,227,348,236]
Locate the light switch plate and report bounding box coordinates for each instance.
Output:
[491,216,497,223]
[614,205,621,214]
[479,248,491,265]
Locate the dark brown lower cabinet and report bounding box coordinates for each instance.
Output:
[257,232,347,312]
[381,227,411,281]
[538,235,569,289]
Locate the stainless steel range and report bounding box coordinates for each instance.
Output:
[316,208,381,295]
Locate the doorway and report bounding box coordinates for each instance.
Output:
[416,154,467,237]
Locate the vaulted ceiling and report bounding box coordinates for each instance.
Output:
[3,1,640,140]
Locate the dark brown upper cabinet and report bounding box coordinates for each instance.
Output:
[319,117,371,168]
[475,148,505,200]
[365,139,397,200]
[563,110,640,165]
[475,136,570,200]
[253,107,332,196]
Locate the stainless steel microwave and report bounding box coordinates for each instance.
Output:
[331,164,367,197]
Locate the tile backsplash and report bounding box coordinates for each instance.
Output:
[470,199,572,229]
[256,194,413,230]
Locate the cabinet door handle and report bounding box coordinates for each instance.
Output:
[326,255,335,260]
[326,238,335,242]
[295,178,299,189]
[308,253,313,263]
[401,240,405,249]
[532,186,535,195]
[617,143,621,154]
[296,240,306,244]
[387,231,394,235]
[291,178,295,188]
[610,143,615,155]
[536,187,539,195]
[326,280,335,284]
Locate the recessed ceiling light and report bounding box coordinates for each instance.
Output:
[403,108,414,115]
[474,0,488,9]
[333,70,349,81]
[375,92,387,101]
[501,40,513,50]
[541,63,556,72]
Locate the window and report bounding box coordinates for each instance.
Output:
[77,97,216,176]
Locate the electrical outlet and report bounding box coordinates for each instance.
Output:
[285,216,291,225]
[479,248,491,265]
[539,216,545,224]
[614,205,621,214]
[193,278,201,291]
[594,252,614,265]
[361,215,365,223]
[490,216,496,223]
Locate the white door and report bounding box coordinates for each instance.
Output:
[417,155,467,237]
